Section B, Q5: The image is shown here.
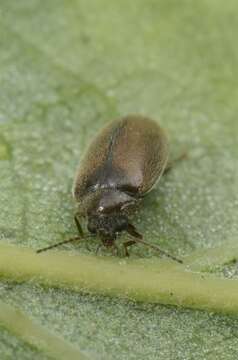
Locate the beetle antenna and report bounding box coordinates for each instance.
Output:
[36,235,92,254]
[126,223,183,264]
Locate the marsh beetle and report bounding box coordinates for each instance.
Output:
[37,115,183,263]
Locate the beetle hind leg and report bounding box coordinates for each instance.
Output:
[164,151,188,175]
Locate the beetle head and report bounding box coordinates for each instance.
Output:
[87,213,129,247]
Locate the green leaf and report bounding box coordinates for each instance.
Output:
[1,0,238,359]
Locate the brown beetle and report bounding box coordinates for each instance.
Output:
[37,115,183,263]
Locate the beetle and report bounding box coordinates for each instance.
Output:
[37,115,183,263]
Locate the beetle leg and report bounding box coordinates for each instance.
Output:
[126,223,183,263]
[126,223,143,239]
[74,214,84,236]
[123,240,136,257]
[164,151,188,175]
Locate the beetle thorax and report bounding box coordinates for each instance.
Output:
[79,188,135,216]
